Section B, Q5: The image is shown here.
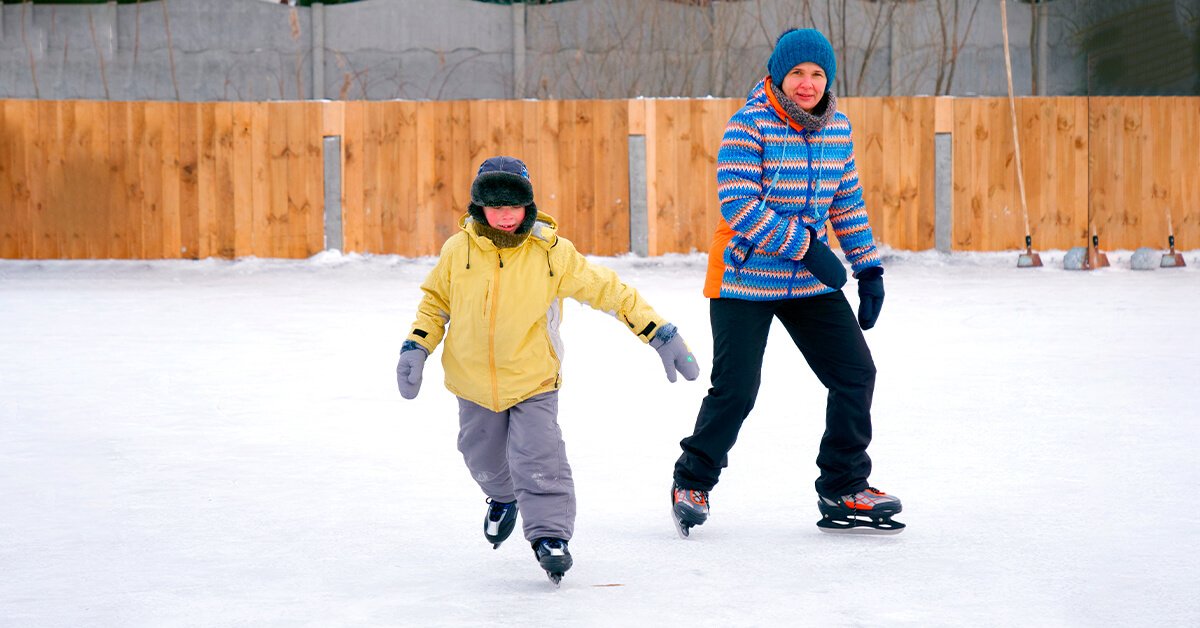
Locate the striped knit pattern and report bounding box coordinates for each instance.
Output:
[714,77,881,301]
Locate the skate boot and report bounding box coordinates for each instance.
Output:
[483,499,518,549]
[816,487,905,534]
[532,538,572,585]
[671,483,710,538]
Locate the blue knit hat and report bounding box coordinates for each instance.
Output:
[767,28,837,88]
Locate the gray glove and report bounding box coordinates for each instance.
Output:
[396,342,429,399]
[649,323,700,383]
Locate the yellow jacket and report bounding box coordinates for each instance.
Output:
[406,211,667,412]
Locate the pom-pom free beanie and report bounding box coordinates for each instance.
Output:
[767,28,837,88]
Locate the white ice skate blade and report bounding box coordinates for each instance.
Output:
[671,511,691,539]
[817,525,905,536]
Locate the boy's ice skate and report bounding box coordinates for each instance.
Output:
[532,538,572,585]
[484,499,518,549]
[671,483,710,538]
[816,487,905,534]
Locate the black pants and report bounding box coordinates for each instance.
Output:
[673,292,877,499]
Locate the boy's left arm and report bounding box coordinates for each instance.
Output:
[555,242,700,382]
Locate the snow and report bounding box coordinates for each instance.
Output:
[2,249,1198,627]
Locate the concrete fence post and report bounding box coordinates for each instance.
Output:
[323,135,343,252]
[628,135,649,257]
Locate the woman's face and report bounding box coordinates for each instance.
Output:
[781,62,828,113]
[482,205,525,232]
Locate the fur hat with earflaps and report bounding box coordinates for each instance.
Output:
[467,156,539,247]
[471,156,534,207]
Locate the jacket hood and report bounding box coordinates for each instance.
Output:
[744,76,772,108]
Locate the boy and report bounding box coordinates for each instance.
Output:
[396,156,700,584]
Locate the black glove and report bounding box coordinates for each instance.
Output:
[801,227,847,290]
[855,266,885,330]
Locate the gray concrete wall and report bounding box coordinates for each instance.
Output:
[1,0,1195,101]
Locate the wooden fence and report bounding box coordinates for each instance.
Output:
[1,97,1197,259]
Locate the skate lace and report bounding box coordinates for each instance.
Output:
[486,498,511,520]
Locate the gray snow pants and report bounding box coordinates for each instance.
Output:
[456,391,575,542]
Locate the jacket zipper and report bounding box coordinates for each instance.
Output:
[488,252,502,409]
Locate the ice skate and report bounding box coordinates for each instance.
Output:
[671,483,710,538]
[816,487,905,534]
[484,499,518,549]
[532,538,572,585]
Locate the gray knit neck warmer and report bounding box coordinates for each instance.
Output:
[768,81,838,132]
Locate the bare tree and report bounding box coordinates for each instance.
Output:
[932,0,982,95]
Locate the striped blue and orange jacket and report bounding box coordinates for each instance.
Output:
[703,76,882,300]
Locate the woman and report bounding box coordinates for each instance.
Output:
[669,28,903,536]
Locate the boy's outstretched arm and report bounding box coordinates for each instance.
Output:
[554,241,700,383]
[397,254,452,400]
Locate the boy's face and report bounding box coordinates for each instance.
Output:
[482,205,526,232]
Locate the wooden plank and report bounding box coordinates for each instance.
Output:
[934,96,954,134]
[177,102,200,259]
[32,101,60,259]
[1017,97,1044,253]
[653,100,683,254]
[1071,97,1089,247]
[448,100,472,245]
[0,101,14,257]
[558,101,582,250]
[414,102,441,256]
[955,98,984,250]
[880,97,902,247]
[360,102,383,254]
[232,102,255,257]
[0,101,30,258]
[683,99,710,255]
[285,102,308,258]
[916,97,937,250]
[62,101,92,259]
[305,102,325,256]
[534,100,563,235]
[596,99,631,256]
[627,98,646,136]
[1089,97,1114,250]
[395,101,420,256]
[520,101,541,209]
[571,100,596,254]
[214,102,237,258]
[197,103,217,258]
[1110,98,1144,249]
[341,101,364,253]
[267,102,290,258]
[1176,97,1200,249]
[643,100,659,256]
[465,99,489,171]
[160,102,182,259]
[376,102,400,254]
[860,98,886,249]
[106,102,131,258]
[249,102,271,257]
[141,102,166,259]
